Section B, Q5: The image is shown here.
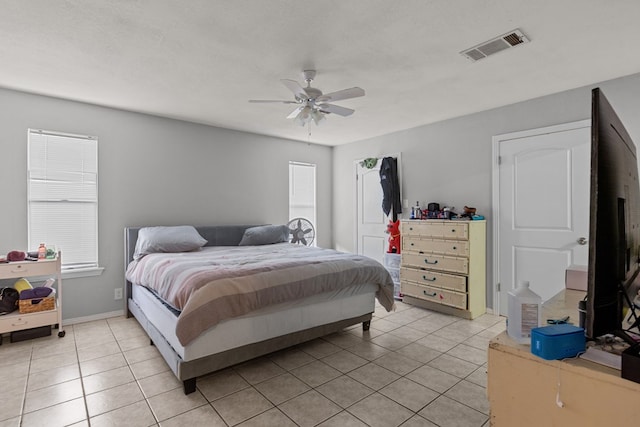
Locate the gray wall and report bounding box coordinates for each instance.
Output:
[0,88,332,320]
[3,71,640,319]
[333,72,640,310]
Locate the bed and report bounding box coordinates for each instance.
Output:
[124,224,395,394]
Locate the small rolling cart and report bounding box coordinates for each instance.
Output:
[0,252,64,344]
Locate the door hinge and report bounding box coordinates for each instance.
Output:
[498,156,502,165]
[496,282,501,292]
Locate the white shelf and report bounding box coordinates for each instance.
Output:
[0,253,65,342]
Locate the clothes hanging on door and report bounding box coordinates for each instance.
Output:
[380,157,402,221]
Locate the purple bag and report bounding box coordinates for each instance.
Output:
[19,286,53,303]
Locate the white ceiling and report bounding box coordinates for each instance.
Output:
[2,1,640,146]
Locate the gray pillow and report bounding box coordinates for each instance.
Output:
[239,225,290,246]
[134,226,207,260]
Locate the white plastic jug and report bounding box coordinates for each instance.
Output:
[507,280,542,344]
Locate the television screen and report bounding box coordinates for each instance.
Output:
[586,88,640,340]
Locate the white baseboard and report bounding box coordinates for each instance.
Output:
[485,307,495,315]
[64,309,125,326]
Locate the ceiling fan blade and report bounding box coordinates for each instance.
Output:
[281,79,309,100]
[249,99,298,104]
[316,87,365,103]
[318,103,355,117]
[286,106,303,119]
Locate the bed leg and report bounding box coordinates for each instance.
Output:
[183,378,196,395]
[150,339,154,346]
[363,320,371,331]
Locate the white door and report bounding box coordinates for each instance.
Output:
[494,121,590,315]
[356,159,387,265]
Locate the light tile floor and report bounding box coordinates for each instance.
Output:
[0,301,505,427]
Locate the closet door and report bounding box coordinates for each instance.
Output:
[495,121,590,314]
[356,158,387,264]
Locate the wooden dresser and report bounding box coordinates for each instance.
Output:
[488,290,640,425]
[400,220,486,319]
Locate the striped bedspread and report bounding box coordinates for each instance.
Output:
[126,243,395,345]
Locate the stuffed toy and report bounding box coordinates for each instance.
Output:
[386,220,401,254]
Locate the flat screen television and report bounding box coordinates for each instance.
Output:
[586,87,640,340]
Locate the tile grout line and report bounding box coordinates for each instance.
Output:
[13,305,497,427]
[108,318,161,426]
[18,342,33,427]
[72,326,93,427]
[339,314,493,421]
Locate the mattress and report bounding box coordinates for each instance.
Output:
[131,282,377,361]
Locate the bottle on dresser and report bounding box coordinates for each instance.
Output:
[37,243,46,260]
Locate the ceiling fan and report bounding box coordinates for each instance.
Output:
[249,70,365,126]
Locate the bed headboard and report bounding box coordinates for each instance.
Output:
[124,225,261,306]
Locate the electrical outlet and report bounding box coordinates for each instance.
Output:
[114,288,123,300]
[403,199,409,209]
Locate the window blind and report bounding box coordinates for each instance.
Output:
[289,161,317,242]
[28,130,98,269]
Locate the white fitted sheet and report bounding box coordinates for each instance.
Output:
[131,282,377,361]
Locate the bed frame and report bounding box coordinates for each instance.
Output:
[124,225,373,394]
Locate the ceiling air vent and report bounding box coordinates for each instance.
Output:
[461,29,529,62]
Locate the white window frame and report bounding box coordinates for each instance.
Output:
[289,161,317,245]
[27,129,102,277]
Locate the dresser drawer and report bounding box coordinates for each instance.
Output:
[401,282,467,310]
[0,260,58,280]
[402,221,443,238]
[403,237,469,257]
[402,253,468,275]
[0,307,58,333]
[400,267,467,292]
[442,222,468,240]
[402,221,469,240]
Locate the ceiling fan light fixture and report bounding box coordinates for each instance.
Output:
[294,106,312,126]
[311,109,325,125]
[294,115,306,127]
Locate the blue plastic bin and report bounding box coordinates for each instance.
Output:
[531,324,586,360]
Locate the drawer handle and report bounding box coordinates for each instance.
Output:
[422,275,436,282]
[423,259,438,265]
[451,229,456,233]
[409,227,414,231]
[452,246,457,250]
[12,320,28,327]
[423,290,437,297]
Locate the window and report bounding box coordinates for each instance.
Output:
[28,129,98,270]
[289,161,317,243]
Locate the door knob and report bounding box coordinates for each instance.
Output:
[577,237,588,245]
